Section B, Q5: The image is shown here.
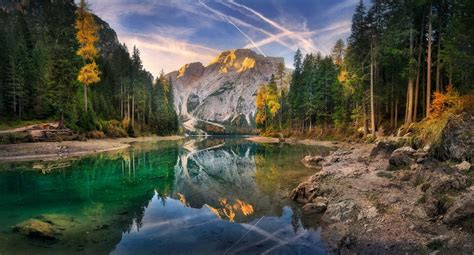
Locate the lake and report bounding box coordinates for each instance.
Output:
[0,137,331,254]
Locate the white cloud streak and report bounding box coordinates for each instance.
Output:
[197,0,266,56]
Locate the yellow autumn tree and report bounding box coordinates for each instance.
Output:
[266,77,280,118]
[256,84,267,127]
[75,0,100,111]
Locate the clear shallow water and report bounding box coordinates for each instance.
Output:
[0,137,331,254]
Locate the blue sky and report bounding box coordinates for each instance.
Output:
[86,0,364,77]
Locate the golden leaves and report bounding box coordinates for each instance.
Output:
[78,61,101,86]
[75,0,100,85]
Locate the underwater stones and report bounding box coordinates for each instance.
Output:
[13,219,59,240]
[302,155,325,168]
[12,214,75,240]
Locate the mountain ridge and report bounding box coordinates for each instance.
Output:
[166,48,284,134]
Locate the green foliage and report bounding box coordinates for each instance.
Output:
[0,2,178,136]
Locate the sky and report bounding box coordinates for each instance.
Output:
[85,0,364,77]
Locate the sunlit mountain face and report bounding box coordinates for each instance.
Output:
[83,0,366,76]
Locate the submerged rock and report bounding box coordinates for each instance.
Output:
[12,214,75,241]
[13,219,59,240]
[302,155,325,168]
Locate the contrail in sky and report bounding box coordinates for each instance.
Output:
[198,0,266,56]
[226,0,329,54]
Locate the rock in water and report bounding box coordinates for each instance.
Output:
[167,49,284,134]
[302,155,325,168]
[13,219,59,240]
[12,214,75,240]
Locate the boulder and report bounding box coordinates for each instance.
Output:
[302,155,325,168]
[323,200,358,222]
[357,206,378,220]
[388,146,416,169]
[429,174,470,194]
[370,140,400,157]
[443,190,474,225]
[436,112,474,161]
[12,214,75,241]
[13,219,59,240]
[303,202,328,214]
[455,161,471,171]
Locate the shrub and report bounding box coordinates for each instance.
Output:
[87,130,105,139]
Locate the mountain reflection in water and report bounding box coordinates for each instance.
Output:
[0,137,330,254]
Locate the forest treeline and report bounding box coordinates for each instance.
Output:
[257,0,473,138]
[0,0,178,136]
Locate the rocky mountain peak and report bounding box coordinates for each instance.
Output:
[168,48,285,134]
[177,62,205,80]
[208,49,261,73]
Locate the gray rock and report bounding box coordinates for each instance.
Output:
[388,146,416,169]
[443,190,474,225]
[323,200,358,222]
[455,161,471,171]
[357,206,378,220]
[303,199,328,214]
[301,155,325,168]
[436,112,474,161]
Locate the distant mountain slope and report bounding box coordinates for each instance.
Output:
[166,49,284,134]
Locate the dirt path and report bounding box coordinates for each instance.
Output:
[0,136,184,162]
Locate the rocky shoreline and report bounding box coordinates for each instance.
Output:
[291,140,473,253]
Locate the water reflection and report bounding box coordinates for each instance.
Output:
[0,138,330,254]
[112,192,325,255]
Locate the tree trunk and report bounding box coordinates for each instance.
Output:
[120,82,123,119]
[132,94,135,127]
[370,44,376,136]
[84,84,87,112]
[436,33,441,92]
[406,29,414,125]
[426,4,433,117]
[127,94,130,120]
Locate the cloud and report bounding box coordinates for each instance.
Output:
[225,0,323,54]
[197,0,266,56]
[119,32,220,75]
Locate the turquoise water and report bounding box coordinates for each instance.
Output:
[0,138,330,254]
